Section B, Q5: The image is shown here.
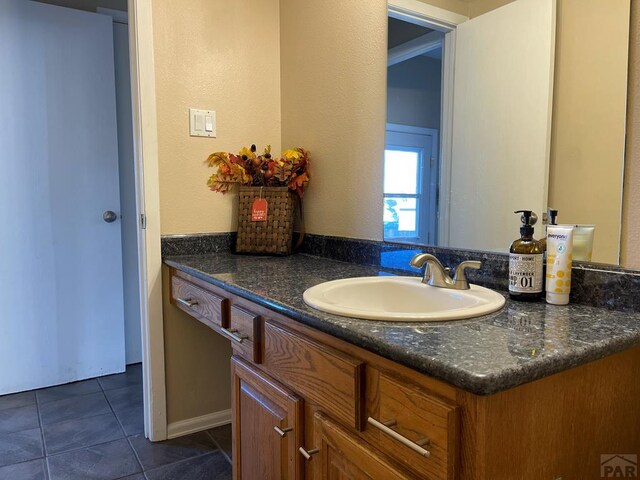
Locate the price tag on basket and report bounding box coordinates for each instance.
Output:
[251,188,268,222]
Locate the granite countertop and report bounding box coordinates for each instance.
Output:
[164,252,640,395]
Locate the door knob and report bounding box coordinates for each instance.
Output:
[103,211,118,223]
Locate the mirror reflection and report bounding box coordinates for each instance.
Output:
[383,0,631,265]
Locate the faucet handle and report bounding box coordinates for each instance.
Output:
[452,261,482,289]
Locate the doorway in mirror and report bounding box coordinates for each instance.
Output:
[385,16,444,245]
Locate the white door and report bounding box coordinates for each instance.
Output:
[0,1,125,394]
[111,15,143,365]
[446,0,555,251]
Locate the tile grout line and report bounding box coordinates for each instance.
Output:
[34,378,104,405]
[141,450,222,477]
[99,367,144,440]
[0,406,40,436]
[102,385,130,440]
[39,393,118,431]
[45,433,138,460]
[205,429,232,466]
[102,371,147,476]
[33,383,50,480]
[125,431,146,475]
[0,457,50,477]
[126,426,226,476]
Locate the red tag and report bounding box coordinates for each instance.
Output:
[251,198,268,222]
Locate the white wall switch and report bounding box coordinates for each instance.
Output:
[204,115,213,132]
[189,109,216,137]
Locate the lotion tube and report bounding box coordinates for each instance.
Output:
[546,225,574,305]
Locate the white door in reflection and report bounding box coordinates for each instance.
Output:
[384,128,439,244]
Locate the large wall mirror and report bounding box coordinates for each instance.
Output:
[383,0,631,265]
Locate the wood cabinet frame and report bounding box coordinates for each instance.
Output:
[170,267,640,480]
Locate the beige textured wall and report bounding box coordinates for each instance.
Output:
[466,0,514,18]
[280,0,388,240]
[417,0,513,18]
[548,0,630,265]
[153,0,280,424]
[622,0,640,269]
[154,0,281,236]
[417,0,470,15]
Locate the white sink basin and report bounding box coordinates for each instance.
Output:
[303,276,505,322]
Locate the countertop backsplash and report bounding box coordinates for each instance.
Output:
[161,233,640,313]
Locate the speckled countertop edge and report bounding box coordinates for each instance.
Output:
[164,253,640,396]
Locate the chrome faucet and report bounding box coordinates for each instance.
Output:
[410,253,482,290]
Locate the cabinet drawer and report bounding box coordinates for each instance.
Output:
[263,321,365,430]
[171,275,227,330]
[225,306,261,363]
[365,374,458,480]
[312,412,410,480]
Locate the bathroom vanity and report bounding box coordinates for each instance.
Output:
[165,251,640,480]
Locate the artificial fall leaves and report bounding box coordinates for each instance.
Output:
[206,144,311,198]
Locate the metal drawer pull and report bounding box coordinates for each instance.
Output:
[367,417,431,458]
[274,426,293,437]
[299,447,319,460]
[176,297,198,308]
[221,327,248,344]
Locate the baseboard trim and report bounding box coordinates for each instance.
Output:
[167,409,232,439]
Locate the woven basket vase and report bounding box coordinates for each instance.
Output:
[236,186,296,255]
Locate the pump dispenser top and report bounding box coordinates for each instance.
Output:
[515,210,538,237]
[540,208,558,252]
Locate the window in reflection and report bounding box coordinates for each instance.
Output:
[383,148,422,241]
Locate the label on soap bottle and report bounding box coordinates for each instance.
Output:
[509,254,544,293]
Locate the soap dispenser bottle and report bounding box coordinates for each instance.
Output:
[509,210,544,301]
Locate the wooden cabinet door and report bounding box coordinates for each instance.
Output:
[231,356,303,480]
[312,412,410,480]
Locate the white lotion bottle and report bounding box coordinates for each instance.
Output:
[545,225,574,305]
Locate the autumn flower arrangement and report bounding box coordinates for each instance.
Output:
[206,144,310,198]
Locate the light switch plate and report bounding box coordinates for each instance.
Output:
[189,109,216,137]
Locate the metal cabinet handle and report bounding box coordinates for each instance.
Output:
[299,447,319,460]
[221,327,248,344]
[176,297,198,308]
[367,417,430,458]
[274,426,293,437]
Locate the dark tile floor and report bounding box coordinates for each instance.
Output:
[0,364,232,480]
